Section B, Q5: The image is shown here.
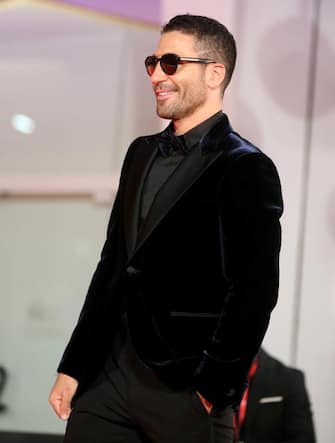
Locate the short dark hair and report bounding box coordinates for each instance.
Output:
[162,14,237,92]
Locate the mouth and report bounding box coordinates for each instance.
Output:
[155,89,177,101]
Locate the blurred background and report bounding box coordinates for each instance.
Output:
[0,0,334,441]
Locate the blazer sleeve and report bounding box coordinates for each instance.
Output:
[57,190,126,382]
[57,138,142,382]
[193,152,283,410]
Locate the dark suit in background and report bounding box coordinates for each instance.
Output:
[238,349,316,443]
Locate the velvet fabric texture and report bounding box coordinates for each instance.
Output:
[58,114,283,411]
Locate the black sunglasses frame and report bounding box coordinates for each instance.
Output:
[144,53,216,76]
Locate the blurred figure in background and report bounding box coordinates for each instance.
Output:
[0,366,7,413]
[235,348,316,443]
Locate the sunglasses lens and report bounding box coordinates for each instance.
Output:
[144,54,179,76]
[161,54,178,75]
[145,56,157,76]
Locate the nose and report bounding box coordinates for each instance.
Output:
[150,62,168,86]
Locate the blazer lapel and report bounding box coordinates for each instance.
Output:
[123,113,232,260]
[122,139,158,256]
[133,131,229,257]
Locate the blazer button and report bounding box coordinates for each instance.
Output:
[126,266,141,277]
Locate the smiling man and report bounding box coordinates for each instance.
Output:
[49,14,283,443]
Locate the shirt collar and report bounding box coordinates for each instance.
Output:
[182,110,224,150]
[158,111,225,156]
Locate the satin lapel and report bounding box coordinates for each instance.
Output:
[122,138,158,256]
[132,141,226,258]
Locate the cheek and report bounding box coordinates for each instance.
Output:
[168,77,181,92]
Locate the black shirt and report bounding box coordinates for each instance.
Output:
[140,111,224,227]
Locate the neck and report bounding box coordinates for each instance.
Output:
[173,105,222,135]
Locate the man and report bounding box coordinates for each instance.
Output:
[49,14,283,443]
[235,349,316,443]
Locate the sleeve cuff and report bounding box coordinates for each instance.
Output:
[192,350,248,410]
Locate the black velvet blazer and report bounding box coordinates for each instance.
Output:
[58,114,283,411]
[239,349,316,442]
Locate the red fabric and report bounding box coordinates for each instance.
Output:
[233,357,259,440]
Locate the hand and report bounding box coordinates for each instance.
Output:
[196,391,213,414]
[49,373,79,420]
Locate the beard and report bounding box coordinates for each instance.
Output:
[156,77,207,121]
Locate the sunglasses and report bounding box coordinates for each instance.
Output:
[144,53,216,76]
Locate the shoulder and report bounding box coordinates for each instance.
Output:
[204,119,278,178]
[221,131,274,171]
[217,128,280,186]
[259,350,304,382]
[225,130,263,156]
[122,133,158,166]
[125,127,167,155]
[203,114,262,156]
[125,135,148,154]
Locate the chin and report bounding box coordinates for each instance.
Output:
[156,107,173,120]
[157,113,171,120]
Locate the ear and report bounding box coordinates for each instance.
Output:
[206,63,226,90]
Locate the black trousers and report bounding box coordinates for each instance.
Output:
[64,325,234,443]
